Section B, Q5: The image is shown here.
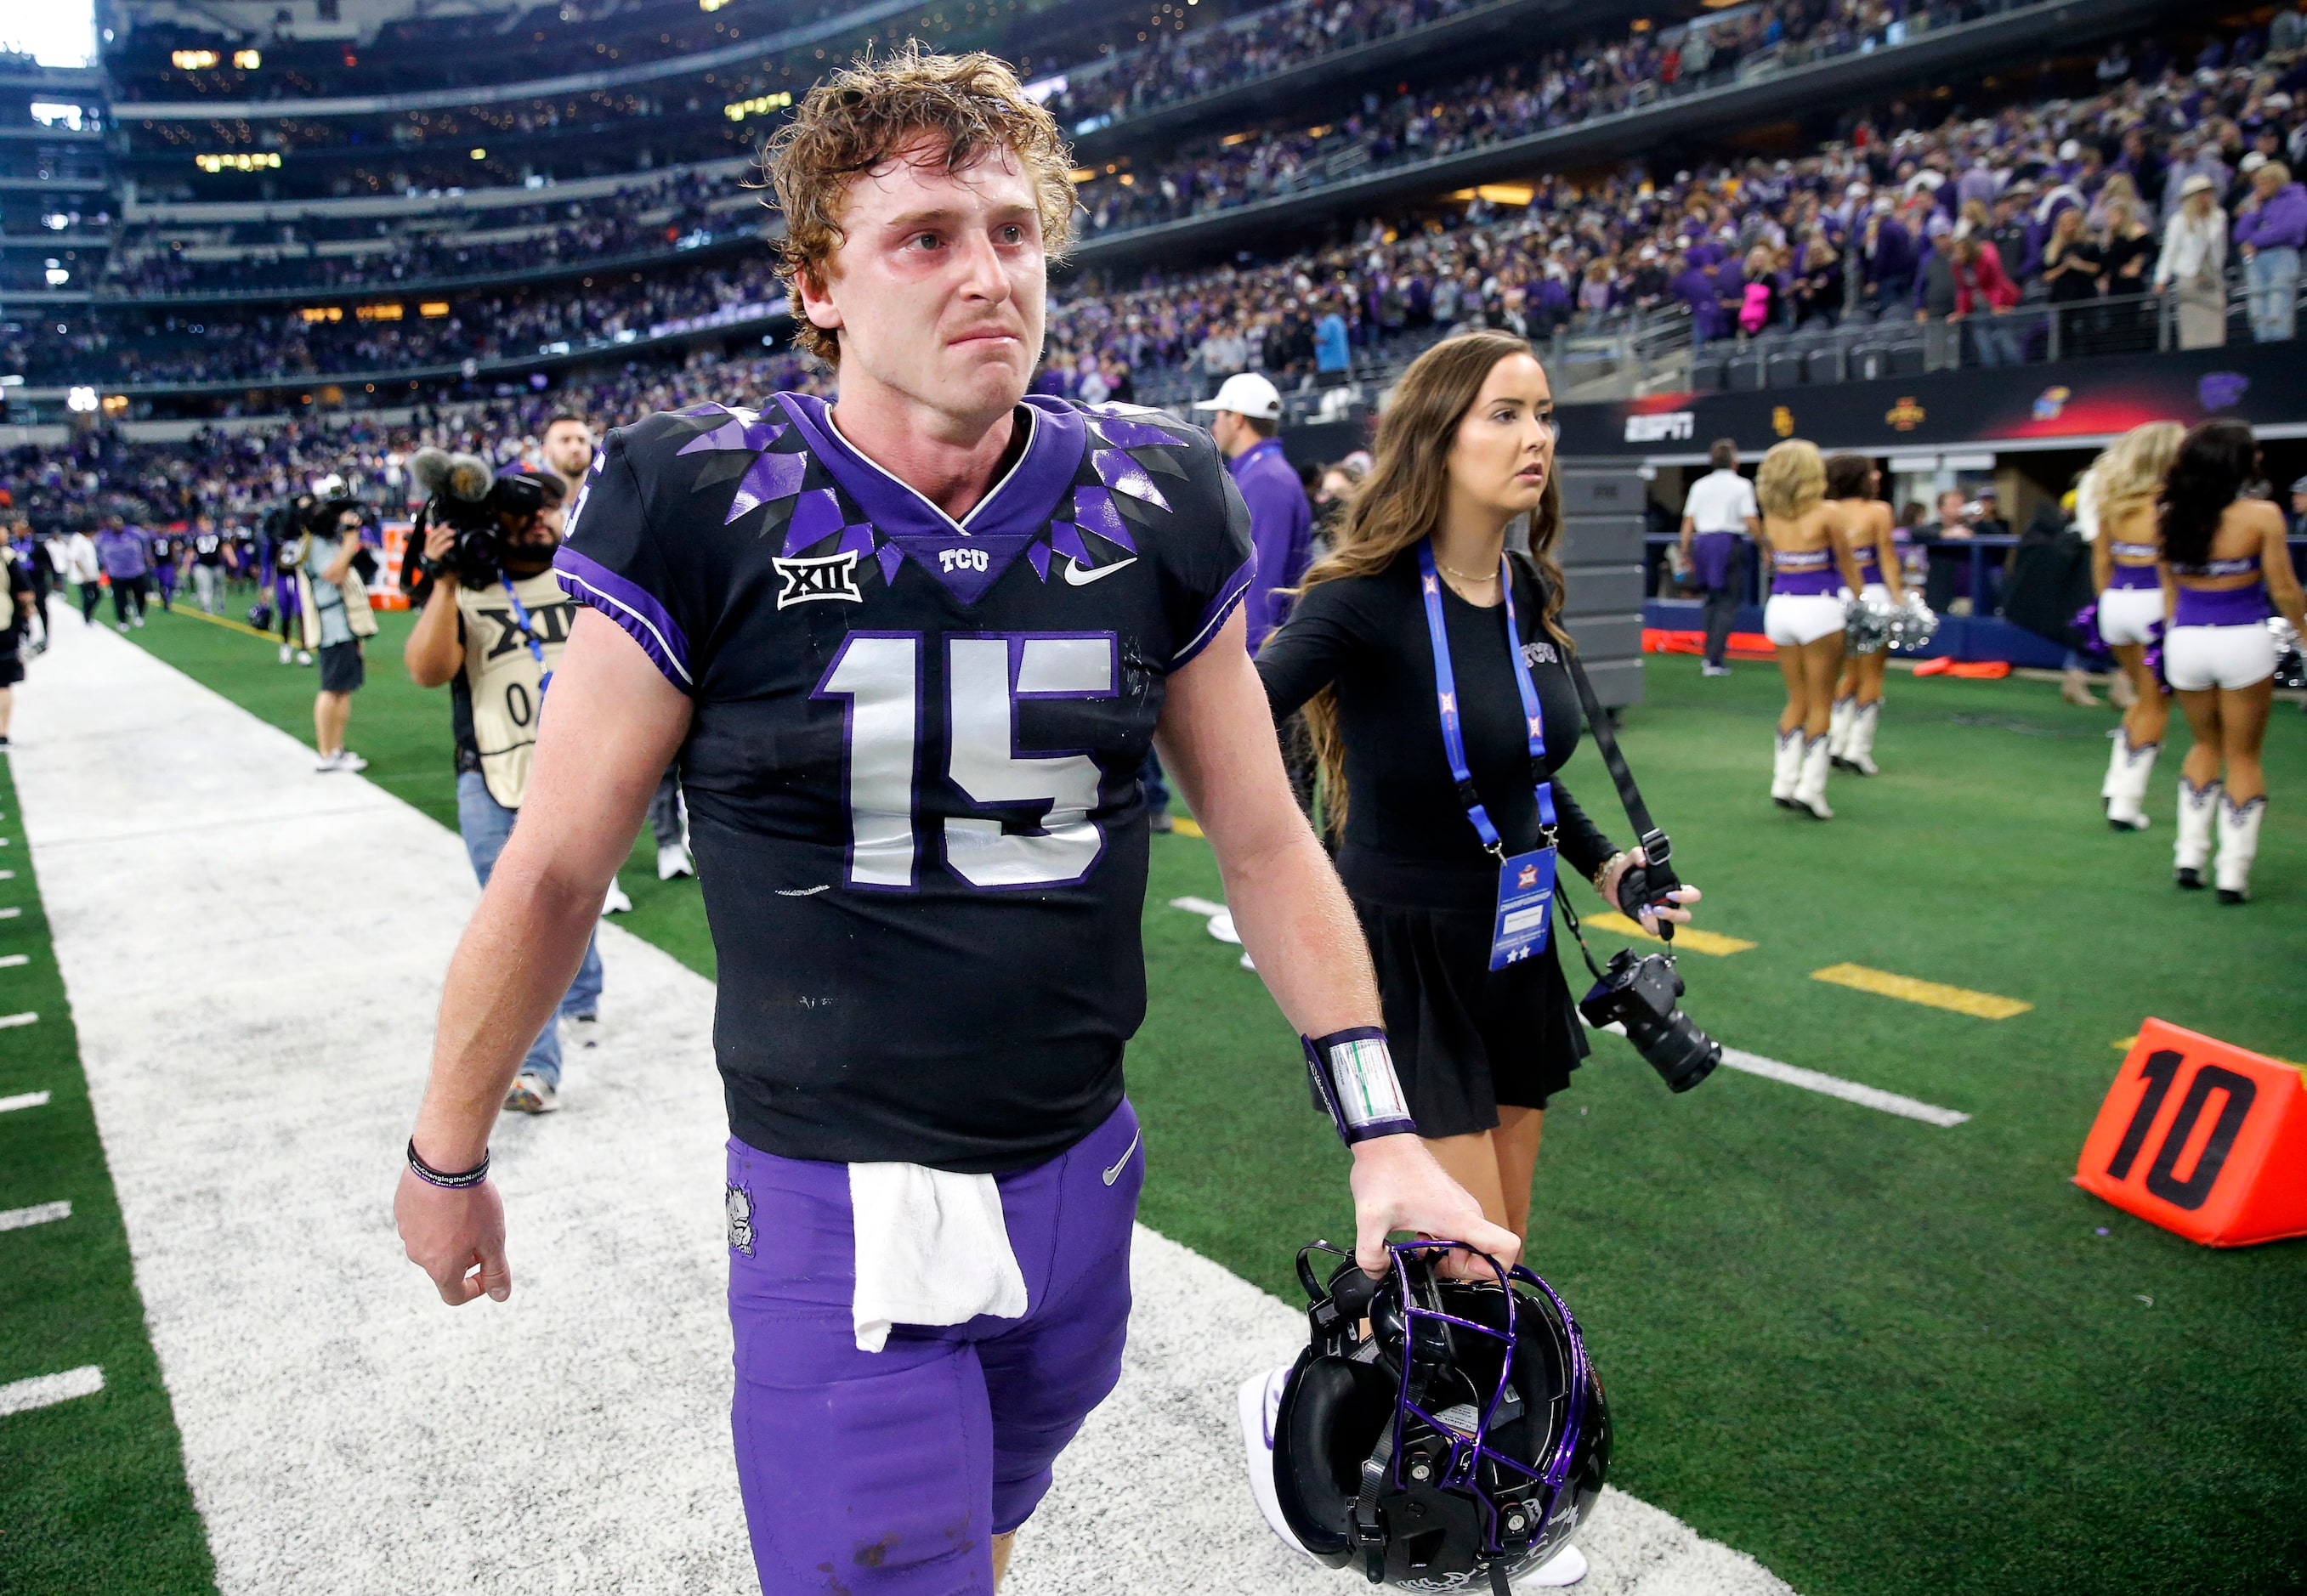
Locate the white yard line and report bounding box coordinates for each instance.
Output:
[0,954,28,968]
[0,1090,51,1114]
[0,1366,105,1418]
[0,1200,71,1231]
[0,907,20,920]
[0,1012,36,1029]
[9,621,1794,1596]
[1719,1047,1971,1128]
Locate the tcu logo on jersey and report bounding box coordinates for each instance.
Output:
[938,546,990,574]
[774,551,864,609]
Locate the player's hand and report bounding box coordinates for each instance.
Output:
[1347,1135,1520,1280]
[395,1167,511,1305]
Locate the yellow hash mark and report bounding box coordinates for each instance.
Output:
[163,604,280,642]
[1169,817,1205,839]
[1585,910,1755,957]
[1811,963,2032,1019]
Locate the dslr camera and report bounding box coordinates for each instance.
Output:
[408,448,561,588]
[1576,840,1720,1092]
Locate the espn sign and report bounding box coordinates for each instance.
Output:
[1624,410,1695,444]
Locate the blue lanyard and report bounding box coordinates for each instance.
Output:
[1415,540,1557,858]
[496,573,554,696]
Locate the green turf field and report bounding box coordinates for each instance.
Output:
[37,603,2307,1594]
[0,754,218,1595]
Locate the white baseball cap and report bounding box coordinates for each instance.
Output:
[1192,371,1284,422]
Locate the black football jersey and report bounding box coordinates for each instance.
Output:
[556,392,1255,1171]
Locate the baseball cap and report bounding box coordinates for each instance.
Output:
[1192,371,1284,422]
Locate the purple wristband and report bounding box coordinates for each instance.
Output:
[1302,1027,1418,1146]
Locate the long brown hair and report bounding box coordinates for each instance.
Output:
[1293,329,1568,834]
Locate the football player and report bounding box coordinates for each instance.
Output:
[395,46,1512,1594]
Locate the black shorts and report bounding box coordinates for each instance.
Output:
[0,650,20,688]
[1353,895,1586,1140]
[317,639,365,694]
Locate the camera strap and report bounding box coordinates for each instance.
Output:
[496,574,554,696]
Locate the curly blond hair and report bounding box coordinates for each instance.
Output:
[761,44,1078,366]
[1756,439,1825,520]
[2083,420,2185,530]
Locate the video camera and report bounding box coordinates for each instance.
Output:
[408,448,562,589]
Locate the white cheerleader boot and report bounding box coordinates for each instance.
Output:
[1827,694,1856,762]
[2103,728,2158,832]
[2214,794,2264,904]
[2173,777,2220,889]
[1793,734,1834,819]
[1771,728,1802,808]
[1843,700,1881,776]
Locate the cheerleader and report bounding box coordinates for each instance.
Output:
[1760,441,1868,818]
[2160,419,2307,902]
[1823,455,1903,775]
[2084,422,2184,831]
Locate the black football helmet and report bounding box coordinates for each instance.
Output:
[1272,1241,1611,1593]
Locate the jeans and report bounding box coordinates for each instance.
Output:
[2247,247,2299,342]
[648,765,686,850]
[456,769,604,1087]
[1968,319,2023,366]
[1137,748,1169,817]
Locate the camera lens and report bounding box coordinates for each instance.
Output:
[1624,1009,1720,1093]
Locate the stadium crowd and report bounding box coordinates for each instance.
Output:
[103,170,751,299]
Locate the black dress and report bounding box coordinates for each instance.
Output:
[1257,550,1620,1137]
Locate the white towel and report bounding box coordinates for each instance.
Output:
[847,1162,1029,1354]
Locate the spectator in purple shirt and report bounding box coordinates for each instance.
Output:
[1862,206,1917,311]
[2233,157,2307,339]
[1194,371,1312,652]
[94,519,152,632]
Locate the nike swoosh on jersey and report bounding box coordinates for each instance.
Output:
[1063,556,1139,586]
[1102,1126,1142,1186]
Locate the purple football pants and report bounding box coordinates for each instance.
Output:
[725,1099,1142,1595]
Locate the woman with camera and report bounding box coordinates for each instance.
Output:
[2083,422,2183,832]
[1256,331,1703,1249]
[2159,419,2307,902]
[1823,454,1904,777]
[1759,440,1867,819]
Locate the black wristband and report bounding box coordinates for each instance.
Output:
[406,1138,490,1189]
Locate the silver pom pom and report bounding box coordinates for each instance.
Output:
[1886,591,1940,654]
[2271,617,2306,691]
[1845,591,1895,654]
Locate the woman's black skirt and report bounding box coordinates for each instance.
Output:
[1351,892,1588,1140]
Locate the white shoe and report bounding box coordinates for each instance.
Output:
[602,880,633,915]
[504,1072,560,1114]
[2214,794,2264,904]
[132,612,145,628]
[1827,694,1855,760]
[1700,662,1731,677]
[2174,777,2219,888]
[1517,1543,1589,1588]
[656,842,694,880]
[561,1013,601,1049]
[315,750,343,773]
[1792,734,1834,820]
[1770,728,1802,807]
[297,649,313,666]
[2102,727,2157,832]
[335,750,367,773]
[1237,1367,1313,1559]
[1841,701,1881,777]
[279,643,292,664]
[116,621,130,634]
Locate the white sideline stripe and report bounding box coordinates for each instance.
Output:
[0,1090,52,1113]
[0,1012,36,1029]
[1169,894,1227,917]
[10,621,1799,1596]
[1720,1048,1970,1128]
[0,954,26,967]
[0,1200,71,1231]
[0,1365,105,1418]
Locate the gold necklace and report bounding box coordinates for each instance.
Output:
[1436,557,1500,585]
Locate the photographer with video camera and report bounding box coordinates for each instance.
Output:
[1258,333,1713,1244]
[401,449,603,1113]
[287,484,380,773]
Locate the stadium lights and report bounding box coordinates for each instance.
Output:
[102,394,129,416]
[300,306,344,323]
[44,264,70,286]
[700,0,730,10]
[196,153,282,173]
[29,102,87,131]
[725,91,792,121]
[471,148,487,159]
[66,387,97,413]
[419,302,451,318]
[234,48,262,68]
[172,49,219,69]
[355,304,404,321]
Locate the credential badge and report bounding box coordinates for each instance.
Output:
[774,550,864,608]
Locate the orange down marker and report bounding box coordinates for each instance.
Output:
[2075,1019,2307,1248]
